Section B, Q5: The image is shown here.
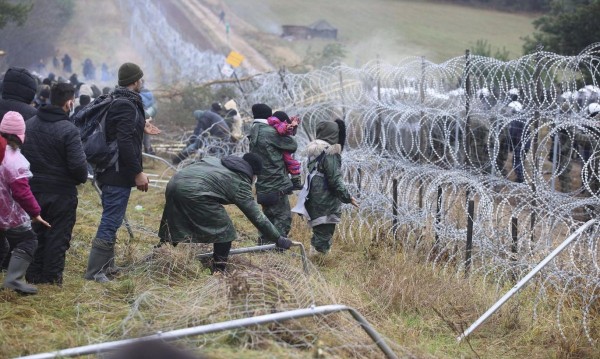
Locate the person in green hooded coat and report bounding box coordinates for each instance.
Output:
[248,104,298,242]
[303,119,358,254]
[158,153,292,272]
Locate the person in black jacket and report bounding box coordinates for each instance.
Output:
[84,62,150,283]
[21,83,89,285]
[0,67,41,271]
[0,67,38,122]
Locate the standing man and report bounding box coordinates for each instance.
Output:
[248,103,298,243]
[22,83,88,285]
[84,62,150,282]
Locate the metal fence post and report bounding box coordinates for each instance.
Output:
[392,178,399,244]
[465,192,475,274]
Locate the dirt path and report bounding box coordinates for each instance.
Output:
[176,0,275,73]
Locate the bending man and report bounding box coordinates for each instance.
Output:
[158,153,292,272]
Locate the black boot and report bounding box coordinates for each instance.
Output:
[3,250,38,295]
[84,239,114,283]
[172,151,190,165]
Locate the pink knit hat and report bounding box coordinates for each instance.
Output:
[0,111,26,144]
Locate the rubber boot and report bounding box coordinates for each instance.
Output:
[105,256,124,278]
[84,239,114,283]
[3,250,38,295]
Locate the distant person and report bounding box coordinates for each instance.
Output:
[101,63,110,82]
[52,56,60,70]
[267,111,303,190]
[223,99,243,141]
[172,103,229,164]
[83,62,150,283]
[0,67,38,122]
[36,59,46,75]
[219,10,225,23]
[158,153,292,273]
[0,111,50,295]
[506,101,530,183]
[83,58,96,81]
[575,103,600,197]
[62,54,72,73]
[33,85,51,109]
[69,73,80,87]
[140,86,157,155]
[73,94,91,115]
[22,83,88,285]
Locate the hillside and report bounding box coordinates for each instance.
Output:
[209,0,536,65]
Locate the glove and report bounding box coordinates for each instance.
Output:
[275,236,292,250]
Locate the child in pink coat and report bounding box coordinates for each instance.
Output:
[267,111,302,190]
[0,111,50,294]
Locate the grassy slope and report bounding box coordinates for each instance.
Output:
[0,157,596,358]
[221,0,536,64]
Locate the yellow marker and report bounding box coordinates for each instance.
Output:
[226,51,245,68]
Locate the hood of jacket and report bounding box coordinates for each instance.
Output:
[304,139,341,158]
[79,84,94,98]
[37,105,69,123]
[221,155,253,181]
[316,120,339,145]
[1,67,37,104]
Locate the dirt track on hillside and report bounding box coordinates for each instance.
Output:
[170,0,275,73]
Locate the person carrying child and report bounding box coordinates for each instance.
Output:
[267,111,303,190]
[0,111,50,294]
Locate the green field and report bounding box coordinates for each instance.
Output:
[224,0,537,64]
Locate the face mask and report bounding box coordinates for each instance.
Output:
[69,101,75,116]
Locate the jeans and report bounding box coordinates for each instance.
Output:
[95,184,131,244]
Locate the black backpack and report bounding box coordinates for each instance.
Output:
[71,94,120,172]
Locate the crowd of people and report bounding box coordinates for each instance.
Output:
[0,62,358,295]
[418,86,600,195]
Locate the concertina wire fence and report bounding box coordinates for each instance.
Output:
[206,44,600,345]
[111,7,600,345]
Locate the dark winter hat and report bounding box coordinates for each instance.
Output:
[1,67,37,104]
[211,102,222,112]
[118,62,144,87]
[39,87,50,100]
[242,153,263,176]
[252,103,272,119]
[272,110,290,123]
[80,94,91,106]
[316,120,339,145]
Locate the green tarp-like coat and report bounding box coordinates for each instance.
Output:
[158,156,280,244]
[304,140,352,227]
[248,119,298,194]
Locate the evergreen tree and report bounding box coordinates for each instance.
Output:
[523,0,600,55]
[0,1,32,29]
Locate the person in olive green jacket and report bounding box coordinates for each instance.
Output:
[158,153,292,272]
[248,104,298,242]
[304,119,358,254]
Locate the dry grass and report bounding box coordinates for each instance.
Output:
[0,155,598,358]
